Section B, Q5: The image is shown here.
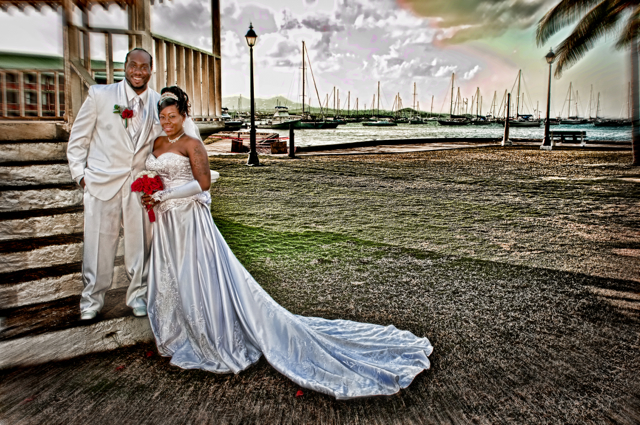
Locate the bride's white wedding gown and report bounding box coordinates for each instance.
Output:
[146,152,433,399]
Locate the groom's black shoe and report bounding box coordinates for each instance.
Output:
[132,306,147,317]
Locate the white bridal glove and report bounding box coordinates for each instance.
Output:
[152,180,202,203]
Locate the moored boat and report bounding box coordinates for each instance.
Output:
[362,118,397,127]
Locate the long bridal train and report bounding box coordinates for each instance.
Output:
[146,152,433,400]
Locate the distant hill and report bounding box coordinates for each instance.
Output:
[222,95,301,112]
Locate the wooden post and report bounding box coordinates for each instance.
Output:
[36,72,43,117]
[139,0,153,55]
[105,33,114,84]
[201,54,210,117]
[211,0,221,116]
[184,48,193,104]
[502,93,512,146]
[193,52,202,117]
[176,46,185,89]
[166,42,175,86]
[214,57,221,116]
[288,121,295,158]
[208,55,216,118]
[81,10,91,75]
[54,71,60,117]
[1,72,6,117]
[18,71,25,117]
[155,38,165,91]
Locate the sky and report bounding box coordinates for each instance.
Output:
[0,0,630,118]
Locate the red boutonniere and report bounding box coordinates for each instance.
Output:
[114,104,134,128]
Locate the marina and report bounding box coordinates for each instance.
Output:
[261,121,632,148]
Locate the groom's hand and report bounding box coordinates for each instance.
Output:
[79,178,85,189]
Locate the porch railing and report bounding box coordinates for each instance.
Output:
[0,70,65,119]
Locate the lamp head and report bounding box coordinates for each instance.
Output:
[245,23,258,47]
[545,48,556,65]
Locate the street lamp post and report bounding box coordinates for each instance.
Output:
[245,23,259,166]
[541,48,556,151]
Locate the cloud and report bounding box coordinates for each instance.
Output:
[398,0,550,43]
[434,65,457,77]
[152,0,212,51]
[301,16,345,33]
[463,65,481,80]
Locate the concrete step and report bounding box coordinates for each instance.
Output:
[0,139,68,163]
[0,122,67,141]
[0,206,84,241]
[0,161,73,186]
[0,233,124,274]
[0,286,153,369]
[0,184,82,212]
[0,257,128,309]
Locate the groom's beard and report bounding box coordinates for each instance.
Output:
[125,76,148,93]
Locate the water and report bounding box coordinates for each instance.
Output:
[268,122,631,147]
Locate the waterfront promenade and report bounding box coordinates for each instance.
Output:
[1,145,638,424]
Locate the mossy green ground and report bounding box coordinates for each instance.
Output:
[1,147,638,424]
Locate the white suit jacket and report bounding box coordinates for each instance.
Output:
[67,80,162,201]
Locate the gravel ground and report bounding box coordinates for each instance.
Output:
[1,147,639,424]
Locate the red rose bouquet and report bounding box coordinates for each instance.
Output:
[131,170,163,222]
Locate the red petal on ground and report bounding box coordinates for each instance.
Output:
[145,351,154,358]
[295,390,304,397]
[115,365,125,371]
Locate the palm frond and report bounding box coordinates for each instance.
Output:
[537,0,607,46]
[553,1,623,76]
[616,6,640,48]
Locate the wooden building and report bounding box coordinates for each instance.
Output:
[0,0,222,128]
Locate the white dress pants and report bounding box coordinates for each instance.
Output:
[80,176,151,312]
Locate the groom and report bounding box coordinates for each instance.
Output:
[67,48,162,320]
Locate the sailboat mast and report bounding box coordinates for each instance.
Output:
[516,70,521,117]
[628,82,631,119]
[337,89,340,116]
[430,95,434,118]
[413,82,417,112]
[450,73,455,116]
[575,90,579,118]
[377,81,380,116]
[568,82,572,118]
[588,84,593,119]
[348,91,350,117]
[302,41,306,116]
[596,92,600,118]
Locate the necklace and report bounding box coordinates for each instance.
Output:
[167,132,185,144]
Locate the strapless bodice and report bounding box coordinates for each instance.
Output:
[146,152,211,212]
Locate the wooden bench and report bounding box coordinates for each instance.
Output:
[549,130,588,146]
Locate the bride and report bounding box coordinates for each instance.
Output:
[142,86,433,400]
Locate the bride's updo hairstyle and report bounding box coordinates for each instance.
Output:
[158,86,190,117]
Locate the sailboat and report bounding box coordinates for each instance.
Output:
[294,41,339,129]
[471,87,491,125]
[508,70,541,127]
[409,83,423,124]
[593,86,632,127]
[438,73,470,126]
[362,82,397,126]
[560,83,589,125]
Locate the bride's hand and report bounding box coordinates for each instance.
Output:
[141,193,157,207]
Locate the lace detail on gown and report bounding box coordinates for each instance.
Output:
[145,152,433,399]
[146,153,211,214]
